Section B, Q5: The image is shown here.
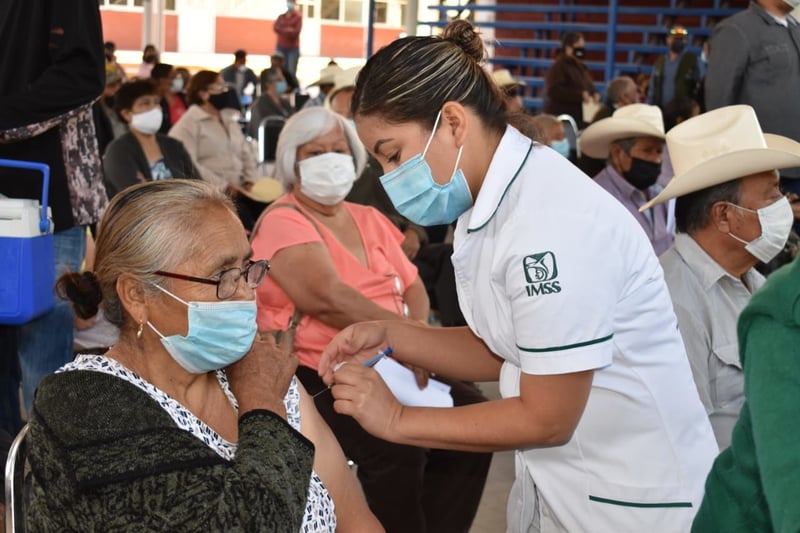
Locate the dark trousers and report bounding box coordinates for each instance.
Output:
[296,366,492,533]
[413,243,466,327]
[0,326,22,437]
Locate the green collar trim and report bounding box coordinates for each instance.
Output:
[589,495,693,509]
[517,334,613,353]
[467,142,534,234]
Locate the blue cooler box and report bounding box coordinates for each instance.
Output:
[0,160,54,325]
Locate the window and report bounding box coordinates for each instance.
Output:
[321,0,340,20]
[102,0,176,10]
[344,0,362,23]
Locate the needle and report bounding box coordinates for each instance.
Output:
[312,347,393,399]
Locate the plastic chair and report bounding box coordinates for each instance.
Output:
[4,424,29,532]
[557,114,580,159]
[257,115,287,164]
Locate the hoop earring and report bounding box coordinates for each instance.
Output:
[136,322,144,339]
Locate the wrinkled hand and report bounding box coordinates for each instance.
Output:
[330,363,403,441]
[319,322,389,385]
[401,228,421,260]
[226,331,297,418]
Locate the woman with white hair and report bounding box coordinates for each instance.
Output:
[250,106,491,532]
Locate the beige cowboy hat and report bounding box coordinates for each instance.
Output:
[309,64,343,87]
[640,105,800,210]
[579,104,666,159]
[325,66,362,107]
[233,177,283,204]
[492,69,526,88]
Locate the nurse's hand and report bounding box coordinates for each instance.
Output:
[329,362,403,441]
[319,321,389,385]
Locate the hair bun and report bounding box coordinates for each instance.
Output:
[442,19,485,63]
[55,271,103,320]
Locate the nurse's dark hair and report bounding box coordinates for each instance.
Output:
[674,179,741,234]
[351,19,507,133]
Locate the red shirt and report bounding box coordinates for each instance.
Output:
[274,10,302,49]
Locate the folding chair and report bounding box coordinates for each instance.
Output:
[557,114,581,160]
[257,115,287,165]
[4,424,29,532]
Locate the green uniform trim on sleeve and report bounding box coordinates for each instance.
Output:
[589,495,692,508]
[517,334,613,353]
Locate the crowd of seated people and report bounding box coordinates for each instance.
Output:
[4,6,800,530]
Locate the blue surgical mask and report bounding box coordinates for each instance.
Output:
[550,138,571,158]
[148,284,257,374]
[276,80,288,95]
[379,110,473,226]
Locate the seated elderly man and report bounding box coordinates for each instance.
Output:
[581,104,673,255]
[640,105,799,450]
[578,76,642,177]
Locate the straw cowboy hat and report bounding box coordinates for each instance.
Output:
[309,64,343,87]
[640,105,800,210]
[492,69,526,88]
[579,104,665,159]
[325,66,362,107]
[233,177,283,204]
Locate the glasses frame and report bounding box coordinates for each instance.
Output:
[155,259,270,300]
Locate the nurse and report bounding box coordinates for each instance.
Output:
[319,19,719,532]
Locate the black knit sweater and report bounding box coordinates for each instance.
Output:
[26,370,314,531]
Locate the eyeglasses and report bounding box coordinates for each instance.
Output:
[669,28,688,37]
[155,259,270,300]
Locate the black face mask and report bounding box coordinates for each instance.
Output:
[208,89,240,111]
[623,157,662,190]
[670,40,686,54]
[144,53,157,64]
[572,47,586,59]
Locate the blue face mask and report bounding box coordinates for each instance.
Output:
[550,138,571,159]
[379,110,473,226]
[148,284,258,374]
[276,80,288,95]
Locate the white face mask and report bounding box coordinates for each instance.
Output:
[298,152,357,205]
[171,77,184,93]
[130,107,163,135]
[727,196,794,263]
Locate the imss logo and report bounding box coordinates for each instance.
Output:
[523,252,561,296]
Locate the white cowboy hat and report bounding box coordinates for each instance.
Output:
[325,66,362,107]
[492,69,526,88]
[309,64,343,87]
[579,104,665,159]
[640,105,800,210]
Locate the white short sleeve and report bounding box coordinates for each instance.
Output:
[503,215,620,375]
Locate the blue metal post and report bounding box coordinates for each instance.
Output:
[605,0,618,81]
[365,0,376,58]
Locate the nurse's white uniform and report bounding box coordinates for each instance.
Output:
[451,126,718,532]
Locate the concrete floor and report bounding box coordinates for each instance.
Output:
[469,382,515,533]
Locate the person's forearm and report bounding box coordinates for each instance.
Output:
[379,321,502,381]
[390,396,570,452]
[403,277,429,323]
[305,282,402,330]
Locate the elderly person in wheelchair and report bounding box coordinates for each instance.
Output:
[21,180,379,532]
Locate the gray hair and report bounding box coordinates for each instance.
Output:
[675,179,742,234]
[275,106,367,191]
[94,180,235,327]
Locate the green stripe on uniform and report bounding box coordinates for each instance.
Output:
[517,334,613,353]
[589,496,693,508]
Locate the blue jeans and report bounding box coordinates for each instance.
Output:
[277,45,299,77]
[18,225,85,411]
